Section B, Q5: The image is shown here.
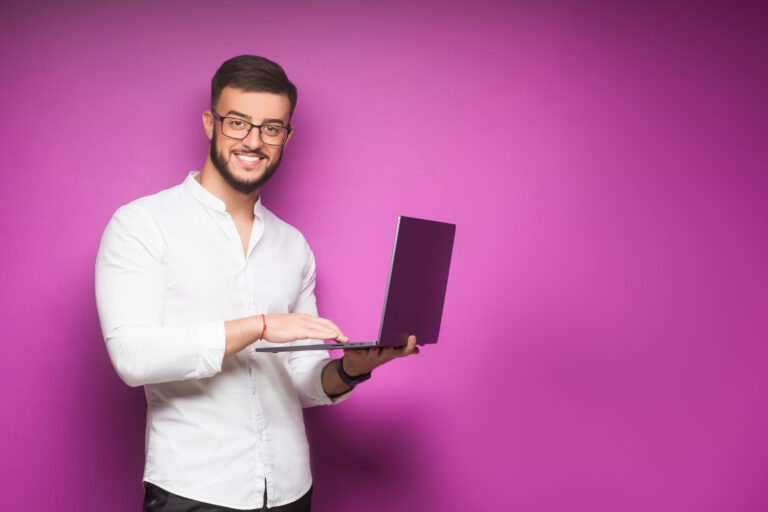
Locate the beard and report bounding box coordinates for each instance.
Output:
[209,129,283,195]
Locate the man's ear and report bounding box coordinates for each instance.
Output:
[202,110,214,141]
[283,128,293,147]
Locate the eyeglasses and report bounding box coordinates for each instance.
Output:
[212,111,292,146]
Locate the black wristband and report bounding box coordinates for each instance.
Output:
[337,358,371,387]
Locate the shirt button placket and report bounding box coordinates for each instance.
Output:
[248,359,273,505]
[244,246,271,502]
[243,263,251,318]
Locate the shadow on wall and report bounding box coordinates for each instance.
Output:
[304,404,430,510]
[72,285,147,508]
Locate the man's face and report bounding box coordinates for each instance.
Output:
[205,87,292,195]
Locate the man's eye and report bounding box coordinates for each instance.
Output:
[229,120,247,129]
[264,125,280,134]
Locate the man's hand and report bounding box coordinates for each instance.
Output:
[262,313,349,344]
[342,335,420,376]
[224,313,347,357]
[321,335,420,397]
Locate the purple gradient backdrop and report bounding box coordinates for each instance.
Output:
[2,1,767,510]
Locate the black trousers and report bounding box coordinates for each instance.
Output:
[143,482,312,512]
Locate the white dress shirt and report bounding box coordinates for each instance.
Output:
[95,172,350,509]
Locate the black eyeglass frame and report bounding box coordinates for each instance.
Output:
[211,111,292,146]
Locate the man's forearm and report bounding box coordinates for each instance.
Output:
[224,315,264,357]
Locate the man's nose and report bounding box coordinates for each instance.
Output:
[242,127,264,149]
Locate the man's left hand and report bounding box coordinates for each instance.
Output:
[341,335,420,377]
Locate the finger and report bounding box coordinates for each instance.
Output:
[392,346,411,361]
[394,336,419,357]
[305,325,346,342]
[300,320,345,342]
[301,320,337,338]
[404,345,420,357]
[312,317,349,342]
[405,335,418,353]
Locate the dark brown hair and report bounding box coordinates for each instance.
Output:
[211,55,297,119]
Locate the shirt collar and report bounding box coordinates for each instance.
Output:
[183,171,265,218]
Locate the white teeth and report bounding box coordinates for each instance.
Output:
[238,154,261,162]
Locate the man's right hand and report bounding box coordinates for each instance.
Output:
[262,313,349,344]
[224,313,348,357]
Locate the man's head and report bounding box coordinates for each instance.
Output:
[204,55,297,195]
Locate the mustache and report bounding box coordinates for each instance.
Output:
[235,150,268,158]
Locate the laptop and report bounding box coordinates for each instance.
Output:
[253,215,456,352]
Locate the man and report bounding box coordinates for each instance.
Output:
[95,55,418,511]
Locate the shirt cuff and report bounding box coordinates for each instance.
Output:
[195,321,226,378]
[327,385,355,404]
[306,357,355,406]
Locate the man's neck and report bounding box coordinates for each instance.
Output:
[197,161,258,219]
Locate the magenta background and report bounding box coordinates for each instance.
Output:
[2,1,768,510]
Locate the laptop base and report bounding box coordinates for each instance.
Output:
[252,341,378,353]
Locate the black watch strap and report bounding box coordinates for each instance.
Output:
[337,358,371,387]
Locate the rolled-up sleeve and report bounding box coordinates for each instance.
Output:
[282,242,353,407]
[95,204,225,387]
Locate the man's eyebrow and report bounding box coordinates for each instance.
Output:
[225,110,251,119]
[224,111,287,126]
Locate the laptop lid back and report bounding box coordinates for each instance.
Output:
[377,216,456,347]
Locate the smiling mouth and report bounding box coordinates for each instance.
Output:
[234,152,266,167]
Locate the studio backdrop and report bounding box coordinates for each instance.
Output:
[1,1,767,511]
